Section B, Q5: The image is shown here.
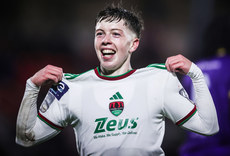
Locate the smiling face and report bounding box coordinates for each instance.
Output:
[94,19,139,76]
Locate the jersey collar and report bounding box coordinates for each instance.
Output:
[94,67,136,80]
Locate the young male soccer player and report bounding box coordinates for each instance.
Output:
[16,5,219,156]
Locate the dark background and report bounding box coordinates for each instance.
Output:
[1,0,229,155]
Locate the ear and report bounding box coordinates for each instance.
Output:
[129,38,140,53]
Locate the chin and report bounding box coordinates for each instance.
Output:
[101,63,118,71]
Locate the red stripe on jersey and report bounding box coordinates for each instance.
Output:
[38,112,64,131]
[176,105,197,126]
[94,67,136,80]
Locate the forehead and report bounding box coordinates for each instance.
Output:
[95,19,129,31]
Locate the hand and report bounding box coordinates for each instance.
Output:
[30,65,63,87]
[165,54,192,75]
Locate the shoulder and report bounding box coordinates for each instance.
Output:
[49,69,94,101]
[63,69,94,82]
[136,63,168,75]
[146,63,179,82]
[146,63,167,70]
[135,63,174,81]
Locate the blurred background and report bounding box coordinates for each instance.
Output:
[1,0,230,155]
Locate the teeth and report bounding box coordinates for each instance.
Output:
[102,49,115,55]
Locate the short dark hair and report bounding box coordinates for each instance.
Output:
[95,5,144,39]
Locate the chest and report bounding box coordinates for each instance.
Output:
[69,75,164,130]
[66,71,167,154]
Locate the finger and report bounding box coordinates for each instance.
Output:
[45,74,60,84]
[165,58,173,72]
[45,65,63,81]
[166,56,180,72]
[48,71,62,82]
[168,56,181,65]
[170,62,185,73]
[45,65,62,73]
[49,70,63,81]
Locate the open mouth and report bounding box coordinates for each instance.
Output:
[101,49,116,56]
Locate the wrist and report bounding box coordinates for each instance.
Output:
[187,62,204,80]
[27,78,41,90]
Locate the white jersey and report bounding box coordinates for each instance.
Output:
[38,64,196,156]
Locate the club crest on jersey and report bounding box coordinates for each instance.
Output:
[109,92,124,116]
[50,81,69,100]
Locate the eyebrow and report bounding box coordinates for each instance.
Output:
[95,29,103,32]
[95,28,123,33]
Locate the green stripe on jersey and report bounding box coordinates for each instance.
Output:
[177,109,197,126]
[64,69,93,80]
[37,115,62,131]
[147,63,166,70]
[64,73,79,80]
[96,67,133,78]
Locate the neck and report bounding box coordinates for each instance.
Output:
[100,64,133,77]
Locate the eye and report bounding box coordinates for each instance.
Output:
[113,32,121,37]
[95,32,103,37]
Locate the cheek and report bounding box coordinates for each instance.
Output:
[94,41,100,58]
[94,39,100,50]
[119,41,131,52]
[94,38,98,46]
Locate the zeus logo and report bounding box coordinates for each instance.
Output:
[94,117,138,134]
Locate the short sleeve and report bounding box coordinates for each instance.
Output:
[38,80,70,131]
[163,73,197,126]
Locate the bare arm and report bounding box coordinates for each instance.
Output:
[16,65,63,146]
[165,54,219,135]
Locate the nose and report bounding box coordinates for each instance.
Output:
[102,34,112,45]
